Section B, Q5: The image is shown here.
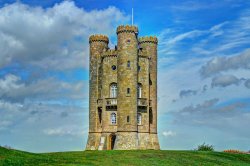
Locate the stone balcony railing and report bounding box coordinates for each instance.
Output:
[99,98,148,107]
[106,98,117,106]
[138,98,147,106]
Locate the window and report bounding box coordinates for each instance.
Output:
[149,109,153,124]
[111,113,116,124]
[127,88,130,94]
[110,83,117,98]
[111,65,116,70]
[98,108,102,124]
[138,84,142,98]
[137,113,142,125]
[127,39,131,43]
[138,66,141,71]
[127,61,130,68]
[127,116,130,123]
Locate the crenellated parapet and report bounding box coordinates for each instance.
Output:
[116,25,138,34]
[138,36,158,44]
[89,34,109,44]
[102,49,117,58]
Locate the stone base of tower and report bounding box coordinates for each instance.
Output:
[138,133,150,149]
[148,133,160,150]
[86,132,101,150]
[114,132,139,150]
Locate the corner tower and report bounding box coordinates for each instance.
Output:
[86,35,109,150]
[139,36,160,149]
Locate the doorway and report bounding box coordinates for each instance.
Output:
[109,134,116,150]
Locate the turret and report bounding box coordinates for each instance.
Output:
[86,34,109,150]
[115,25,139,150]
[139,36,160,149]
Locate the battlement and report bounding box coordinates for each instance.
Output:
[102,49,117,58]
[116,25,138,34]
[89,34,109,44]
[138,36,158,44]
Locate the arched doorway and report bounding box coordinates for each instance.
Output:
[109,134,116,150]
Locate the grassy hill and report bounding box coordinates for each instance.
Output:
[0,147,250,166]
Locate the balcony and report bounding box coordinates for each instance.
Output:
[106,98,117,109]
[138,98,147,107]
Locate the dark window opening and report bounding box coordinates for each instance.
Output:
[127,88,130,94]
[112,65,116,70]
[138,66,141,71]
[98,108,102,124]
[127,116,130,123]
[149,109,153,124]
[127,39,131,43]
[127,61,130,68]
[149,79,152,85]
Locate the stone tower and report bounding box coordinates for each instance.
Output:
[86,25,160,150]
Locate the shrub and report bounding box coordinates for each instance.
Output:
[196,142,214,151]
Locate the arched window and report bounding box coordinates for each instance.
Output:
[110,83,117,98]
[138,83,142,98]
[137,113,142,125]
[111,113,116,124]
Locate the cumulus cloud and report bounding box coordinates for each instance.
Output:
[200,49,250,77]
[162,130,176,137]
[179,89,197,98]
[0,74,86,102]
[211,75,241,88]
[245,79,250,89]
[0,1,128,69]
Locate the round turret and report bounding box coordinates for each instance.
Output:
[116,25,138,34]
[89,34,109,44]
[138,36,158,45]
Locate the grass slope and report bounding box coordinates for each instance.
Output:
[0,147,250,166]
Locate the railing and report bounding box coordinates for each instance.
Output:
[97,99,103,107]
[138,98,147,106]
[106,98,117,106]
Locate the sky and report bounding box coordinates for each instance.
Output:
[0,0,250,152]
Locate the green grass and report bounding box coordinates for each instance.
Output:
[0,147,250,166]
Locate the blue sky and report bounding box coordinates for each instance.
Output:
[0,0,250,152]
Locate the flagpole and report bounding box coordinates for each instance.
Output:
[132,8,134,25]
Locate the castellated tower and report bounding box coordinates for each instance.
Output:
[86,25,160,150]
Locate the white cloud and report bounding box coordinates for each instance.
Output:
[200,49,250,77]
[162,131,176,137]
[0,74,87,102]
[0,1,129,69]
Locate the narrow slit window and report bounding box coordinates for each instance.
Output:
[127,88,130,94]
[127,116,130,123]
[127,61,130,68]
